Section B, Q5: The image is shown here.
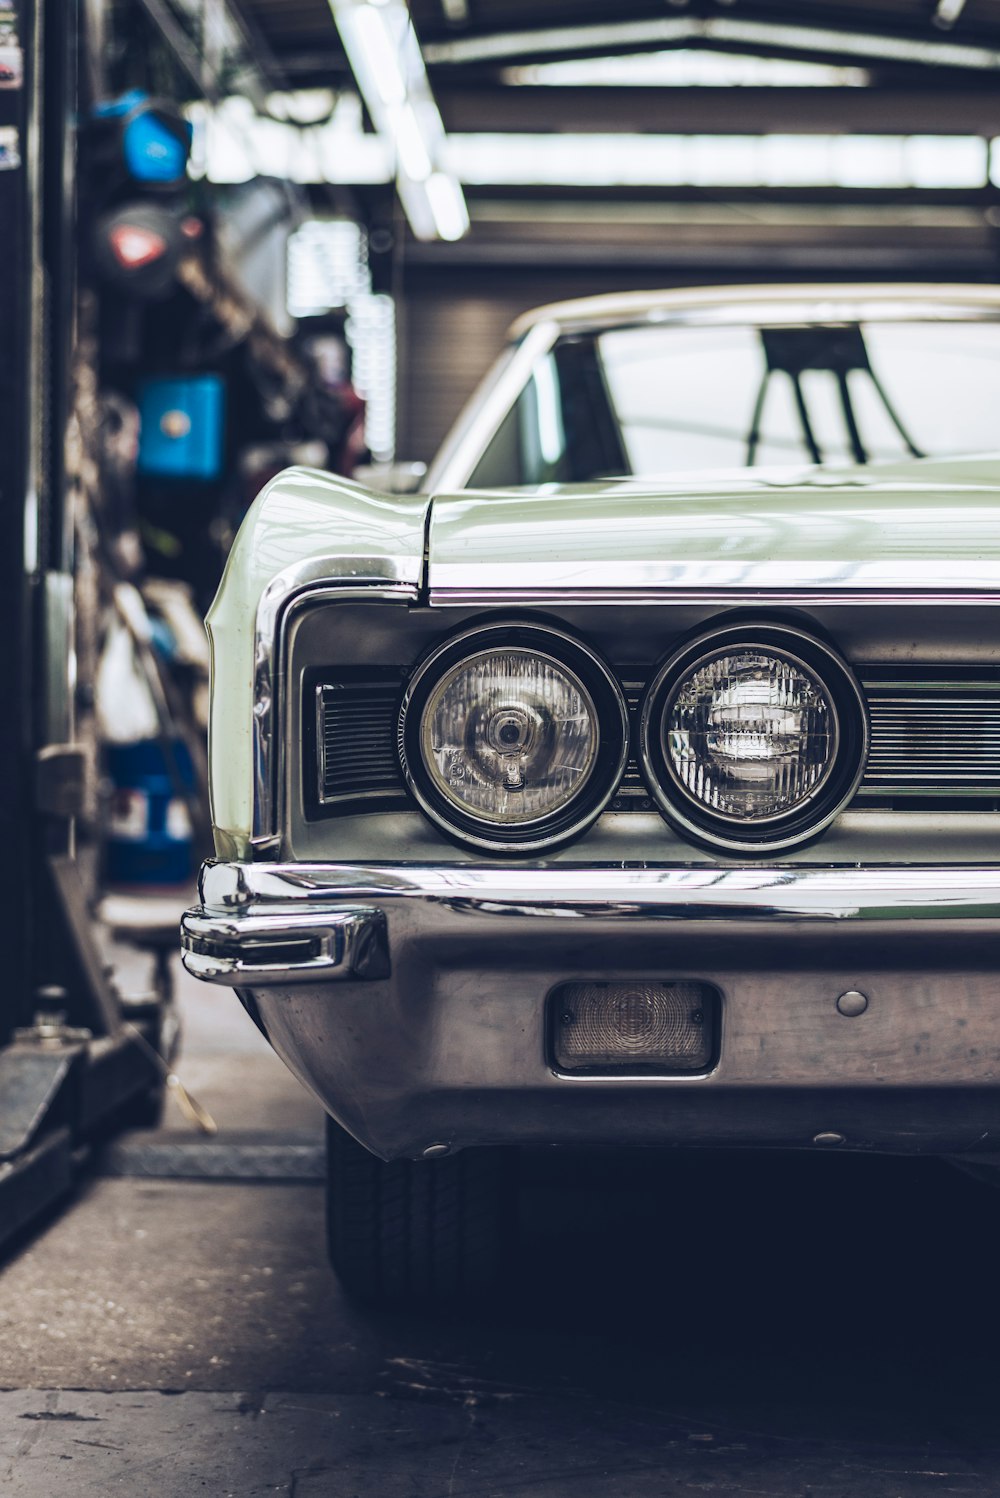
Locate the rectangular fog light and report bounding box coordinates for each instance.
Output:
[551,980,718,1074]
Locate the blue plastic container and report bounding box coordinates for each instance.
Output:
[138,375,225,480]
[123,108,190,185]
[92,90,192,188]
[106,739,195,885]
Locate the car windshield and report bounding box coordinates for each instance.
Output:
[465,317,1000,487]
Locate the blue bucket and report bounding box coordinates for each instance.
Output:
[106,739,195,886]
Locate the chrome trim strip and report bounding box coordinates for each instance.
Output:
[505,285,1000,340]
[181,905,389,986]
[315,682,327,808]
[196,859,1000,927]
[429,559,1000,599]
[429,588,1000,608]
[250,576,417,853]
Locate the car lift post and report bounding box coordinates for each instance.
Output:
[0,0,162,1250]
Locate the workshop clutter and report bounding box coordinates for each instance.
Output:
[72,80,372,897]
[95,583,207,887]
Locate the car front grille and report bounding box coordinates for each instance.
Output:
[860,678,1000,798]
[317,681,404,804]
[312,669,1000,814]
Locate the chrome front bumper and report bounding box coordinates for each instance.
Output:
[181,861,1000,1160]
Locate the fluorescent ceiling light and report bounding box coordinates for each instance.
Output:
[265,89,337,123]
[345,293,397,461]
[424,170,470,240]
[439,133,989,191]
[503,50,870,88]
[186,95,393,183]
[342,3,407,106]
[391,101,434,179]
[422,16,1000,70]
[329,0,469,241]
[934,0,968,27]
[190,103,993,193]
[288,218,369,314]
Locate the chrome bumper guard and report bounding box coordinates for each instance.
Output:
[181,860,1000,988]
[181,860,1000,1158]
[181,904,389,985]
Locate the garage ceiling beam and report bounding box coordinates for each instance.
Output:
[268,51,352,81]
[437,85,1000,137]
[420,17,1000,72]
[402,229,999,272]
[400,195,1000,271]
[463,182,1000,206]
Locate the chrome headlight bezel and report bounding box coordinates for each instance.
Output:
[639,621,869,853]
[399,622,629,853]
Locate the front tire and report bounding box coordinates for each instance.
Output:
[325,1117,515,1308]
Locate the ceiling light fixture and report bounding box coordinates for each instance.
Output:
[329,0,470,241]
[423,170,472,240]
[502,49,870,88]
[933,0,968,27]
[439,132,989,190]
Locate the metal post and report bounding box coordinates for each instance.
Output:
[0,0,41,1042]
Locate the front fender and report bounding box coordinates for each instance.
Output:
[205,467,429,858]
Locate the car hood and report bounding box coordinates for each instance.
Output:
[426,453,1000,602]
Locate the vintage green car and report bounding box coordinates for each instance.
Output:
[182,284,1000,1306]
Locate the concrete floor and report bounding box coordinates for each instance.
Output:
[2,957,1000,1494]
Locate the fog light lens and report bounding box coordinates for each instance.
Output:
[552,981,717,1072]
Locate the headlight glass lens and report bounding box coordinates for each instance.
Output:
[665,650,837,821]
[420,648,598,825]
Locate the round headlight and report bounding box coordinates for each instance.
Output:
[641,623,868,852]
[421,650,598,822]
[401,625,628,851]
[668,649,836,821]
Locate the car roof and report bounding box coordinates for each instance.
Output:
[507,282,1000,340]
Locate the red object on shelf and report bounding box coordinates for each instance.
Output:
[109,223,167,269]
